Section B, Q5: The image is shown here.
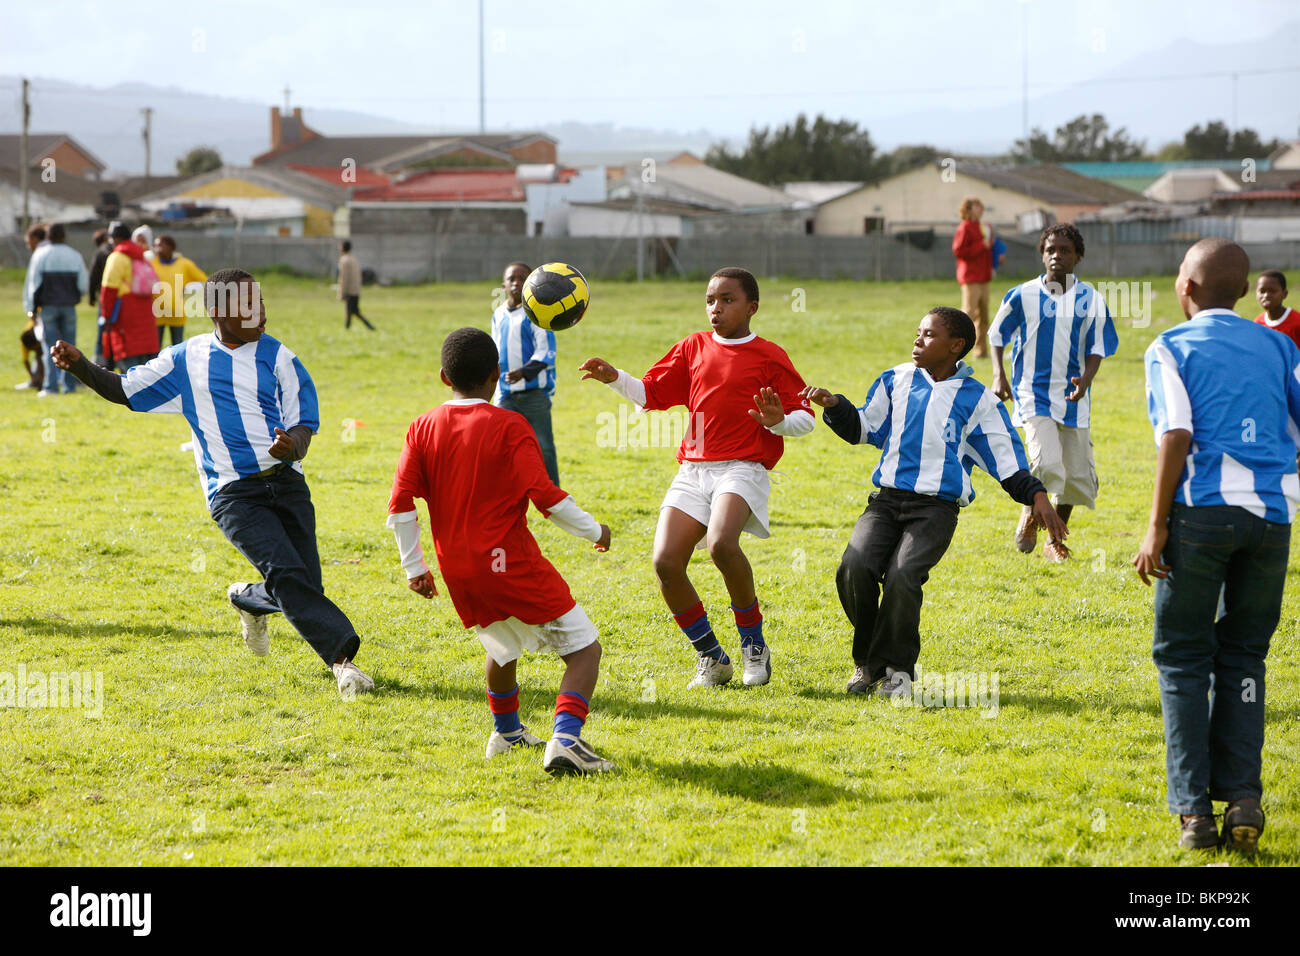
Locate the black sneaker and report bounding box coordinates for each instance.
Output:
[846,664,878,695]
[1221,799,1265,855]
[1178,814,1219,850]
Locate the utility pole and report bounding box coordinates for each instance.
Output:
[20,77,30,230]
[478,0,485,133]
[142,107,153,177]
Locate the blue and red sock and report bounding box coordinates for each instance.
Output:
[732,599,764,649]
[487,685,523,737]
[553,691,589,747]
[673,600,729,663]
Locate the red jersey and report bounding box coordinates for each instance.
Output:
[1255,308,1300,350]
[952,220,993,284]
[387,400,574,628]
[640,330,810,470]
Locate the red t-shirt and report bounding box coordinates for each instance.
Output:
[1255,308,1300,351]
[640,330,811,470]
[387,400,574,628]
[952,219,993,285]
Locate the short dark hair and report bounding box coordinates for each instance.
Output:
[441,327,499,392]
[157,233,175,248]
[710,266,759,302]
[1260,269,1288,291]
[341,240,352,252]
[1038,222,1085,258]
[92,229,108,245]
[504,261,531,274]
[927,306,977,360]
[110,222,132,241]
[26,224,46,243]
[205,267,257,318]
[47,223,66,243]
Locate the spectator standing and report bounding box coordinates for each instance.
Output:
[99,223,159,370]
[952,196,994,359]
[338,240,374,330]
[23,223,88,396]
[151,234,207,347]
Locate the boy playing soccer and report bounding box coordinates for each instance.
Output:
[1134,239,1298,854]
[580,267,813,688]
[803,307,1068,697]
[1253,270,1300,349]
[492,261,560,485]
[50,268,374,698]
[387,328,613,775]
[989,223,1118,562]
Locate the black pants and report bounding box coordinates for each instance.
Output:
[835,488,959,680]
[344,294,373,329]
[210,466,361,666]
[158,325,184,348]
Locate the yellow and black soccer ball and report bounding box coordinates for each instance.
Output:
[522,262,590,331]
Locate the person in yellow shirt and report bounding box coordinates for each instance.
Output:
[151,234,208,347]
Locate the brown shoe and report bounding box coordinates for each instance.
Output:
[1042,538,1071,563]
[1221,799,1265,855]
[1014,507,1039,553]
[1179,814,1219,850]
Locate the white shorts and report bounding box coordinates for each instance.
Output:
[474,604,598,667]
[661,459,771,547]
[1023,416,1098,508]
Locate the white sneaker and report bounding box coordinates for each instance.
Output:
[542,733,614,775]
[687,653,734,688]
[877,666,912,703]
[227,582,269,657]
[333,659,374,699]
[485,725,544,758]
[741,642,771,686]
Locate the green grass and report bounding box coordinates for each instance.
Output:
[1,268,1295,866]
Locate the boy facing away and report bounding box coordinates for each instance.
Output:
[580,267,813,689]
[802,307,1067,697]
[51,268,374,698]
[387,328,612,775]
[989,223,1118,562]
[1134,238,1298,855]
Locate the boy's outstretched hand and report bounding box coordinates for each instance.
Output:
[799,385,839,408]
[268,427,299,460]
[51,340,82,370]
[579,358,617,384]
[1031,491,1070,554]
[594,523,611,552]
[408,571,438,599]
[749,386,785,427]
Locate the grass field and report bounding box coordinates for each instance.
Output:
[0,267,1295,867]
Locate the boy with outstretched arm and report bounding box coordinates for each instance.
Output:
[989,223,1118,561]
[50,268,374,698]
[387,328,613,775]
[803,307,1067,697]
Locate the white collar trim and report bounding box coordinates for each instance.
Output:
[444,398,489,405]
[712,331,756,345]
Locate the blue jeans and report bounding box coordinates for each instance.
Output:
[210,466,361,666]
[499,388,559,486]
[1152,504,1289,814]
[38,305,77,393]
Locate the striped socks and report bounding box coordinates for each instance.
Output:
[554,691,589,747]
[732,599,764,649]
[486,685,523,738]
[673,600,729,663]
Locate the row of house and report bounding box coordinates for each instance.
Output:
[6,108,1300,245]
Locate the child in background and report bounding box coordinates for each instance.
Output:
[1253,270,1300,349]
[492,261,560,485]
[150,234,207,348]
[580,267,813,688]
[388,328,613,775]
[989,223,1118,562]
[804,307,1066,697]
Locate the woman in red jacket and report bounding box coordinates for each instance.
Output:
[99,223,160,370]
[952,196,993,359]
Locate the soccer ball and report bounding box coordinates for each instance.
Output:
[522,262,590,331]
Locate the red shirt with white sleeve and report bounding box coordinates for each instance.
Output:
[1255,308,1300,351]
[387,400,579,628]
[635,330,812,470]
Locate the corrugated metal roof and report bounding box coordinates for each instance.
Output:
[353,168,523,202]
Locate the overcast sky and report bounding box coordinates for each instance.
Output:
[2,0,1298,147]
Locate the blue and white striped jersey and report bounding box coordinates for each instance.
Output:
[1144,308,1300,524]
[491,303,556,401]
[850,362,1030,506]
[121,333,320,505]
[988,276,1119,428]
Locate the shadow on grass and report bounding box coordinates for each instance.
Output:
[0,617,231,643]
[372,679,749,723]
[628,756,864,806]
